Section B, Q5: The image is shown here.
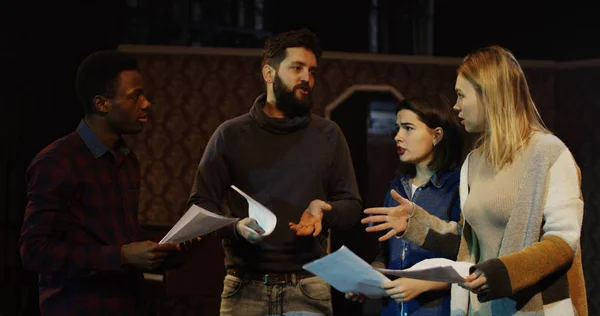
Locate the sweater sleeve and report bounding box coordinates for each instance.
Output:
[474,149,583,301]
[321,123,363,230]
[399,204,462,259]
[398,162,467,259]
[187,124,238,238]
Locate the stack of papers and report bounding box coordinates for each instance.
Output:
[377,258,473,283]
[159,185,278,244]
[302,247,475,298]
[159,205,238,244]
[230,185,277,236]
[302,246,390,298]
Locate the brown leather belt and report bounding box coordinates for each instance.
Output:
[227,268,314,285]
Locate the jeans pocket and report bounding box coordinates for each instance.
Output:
[221,274,243,298]
[299,277,331,301]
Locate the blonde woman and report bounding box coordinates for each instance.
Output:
[362,46,586,315]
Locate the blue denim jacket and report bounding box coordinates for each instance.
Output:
[379,168,461,316]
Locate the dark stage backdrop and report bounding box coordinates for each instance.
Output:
[2,2,598,314]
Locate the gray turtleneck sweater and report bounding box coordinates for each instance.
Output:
[188,94,362,272]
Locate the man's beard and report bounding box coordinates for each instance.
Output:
[273,74,312,118]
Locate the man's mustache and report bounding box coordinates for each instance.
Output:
[293,82,311,92]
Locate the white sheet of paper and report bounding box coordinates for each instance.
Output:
[302,246,390,298]
[377,258,474,283]
[230,185,277,236]
[159,204,238,244]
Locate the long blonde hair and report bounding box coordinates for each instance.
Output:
[458,46,550,170]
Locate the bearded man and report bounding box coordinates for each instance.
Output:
[187,28,362,316]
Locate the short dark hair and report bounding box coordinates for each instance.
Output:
[75,51,138,115]
[396,94,465,176]
[261,28,322,69]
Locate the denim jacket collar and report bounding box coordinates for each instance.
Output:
[398,169,455,191]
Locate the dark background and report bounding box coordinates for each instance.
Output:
[2,1,598,315]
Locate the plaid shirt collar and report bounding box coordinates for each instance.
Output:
[76,119,130,158]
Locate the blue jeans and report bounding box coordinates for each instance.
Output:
[219,274,333,316]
